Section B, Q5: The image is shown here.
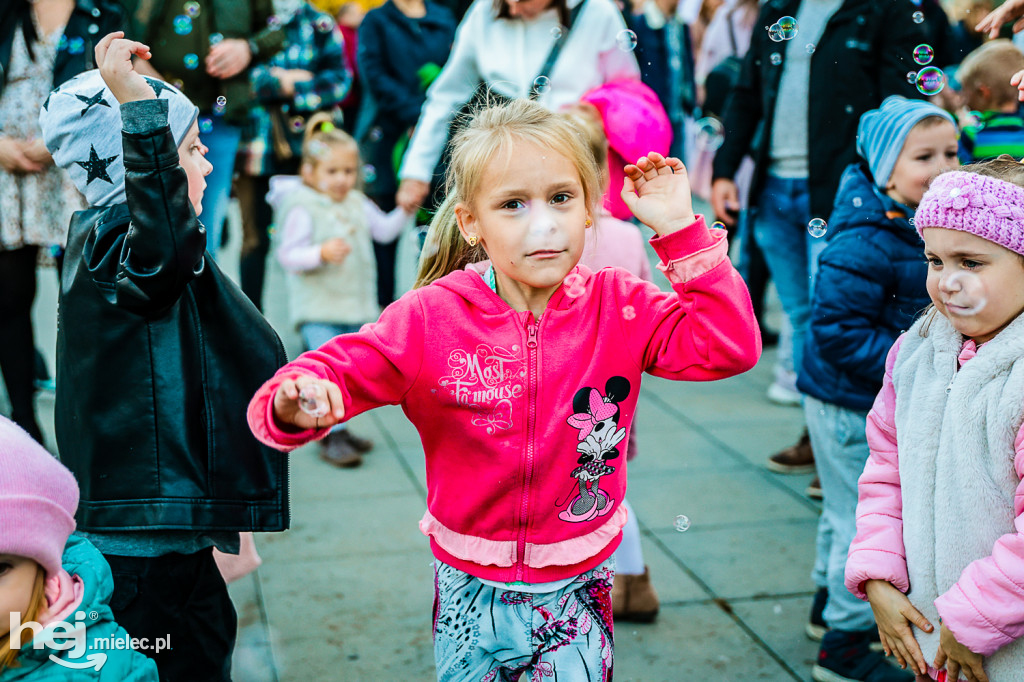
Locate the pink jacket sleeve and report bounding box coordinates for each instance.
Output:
[247,293,427,451]
[846,338,910,600]
[620,215,761,380]
[934,424,1024,657]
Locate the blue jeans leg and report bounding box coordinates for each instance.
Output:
[804,396,876,632]
[752,176,816,373]
[299,322,363,433]
[197,118,241,259]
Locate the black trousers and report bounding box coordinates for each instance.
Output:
[0,246,42,441]
[105,548,237,681]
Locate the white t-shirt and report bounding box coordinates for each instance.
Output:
[398,0,641,182]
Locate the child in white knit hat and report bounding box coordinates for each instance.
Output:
[0,415,158,679]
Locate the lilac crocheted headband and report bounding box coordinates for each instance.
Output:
[916,171,1024,256]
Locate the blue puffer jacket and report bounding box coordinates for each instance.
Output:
[797,162,932,411]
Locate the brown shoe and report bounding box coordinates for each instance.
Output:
[806,475,822,500]
[612,566,659,623]
[320,432,362,468]
[338,429,374,454]
[767,431,815,474]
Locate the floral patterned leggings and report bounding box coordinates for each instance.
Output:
[432,561,615,682]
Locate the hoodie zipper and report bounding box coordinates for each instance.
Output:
[516,315,539,581]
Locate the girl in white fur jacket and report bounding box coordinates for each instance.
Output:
[845,157,1024,682]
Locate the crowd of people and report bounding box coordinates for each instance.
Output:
[3,0,1024,680]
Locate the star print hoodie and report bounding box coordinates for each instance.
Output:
[249,217,760,583]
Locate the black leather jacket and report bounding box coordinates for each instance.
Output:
[55,121,289,533]
[0,0,126,94]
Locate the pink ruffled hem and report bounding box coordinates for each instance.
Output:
[419,505,629,569]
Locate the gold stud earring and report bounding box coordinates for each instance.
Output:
[468,235,479,247]
[584,218,593,228]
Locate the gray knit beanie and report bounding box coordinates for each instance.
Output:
[38,70,199,207]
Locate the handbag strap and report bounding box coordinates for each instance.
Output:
[527,0,589,100]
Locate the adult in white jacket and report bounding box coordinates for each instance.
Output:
[395,0,641,212]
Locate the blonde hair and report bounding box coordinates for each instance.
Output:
[957,40,1024,108]
[301,112,359,171]
[0,562,47,672]
[561,103,609,193]
[414,97,602,289]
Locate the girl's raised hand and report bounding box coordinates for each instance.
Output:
[864,579,933,675]
[272,375,346,431]
[621,153,697,237]
[935,623,988,682]
[95,32,155,104]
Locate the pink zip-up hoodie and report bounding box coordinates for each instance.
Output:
[249,217,760,583]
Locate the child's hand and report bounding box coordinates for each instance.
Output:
[935,623,988,682]
[1012,69,1024,103]
[621,153,697,237]
[95,32,155,104]
[320,238,351,264]
[976,0,1024,39]
[865,579,933,675]
[272,375,346,430]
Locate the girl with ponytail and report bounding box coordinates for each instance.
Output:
[250,97,760,679]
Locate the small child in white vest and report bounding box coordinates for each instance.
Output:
[845,156,1024,682]
[268,114,412,467]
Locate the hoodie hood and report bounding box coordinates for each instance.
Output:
[828,163,918,246]
[39,70,199,208]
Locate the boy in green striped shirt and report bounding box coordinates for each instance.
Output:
[958,39,1024,163]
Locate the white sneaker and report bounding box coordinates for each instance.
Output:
[767,380,802,406]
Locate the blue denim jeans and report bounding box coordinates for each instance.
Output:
[197,118,241,259]
[752,175,827,373]
[804,395,876,632]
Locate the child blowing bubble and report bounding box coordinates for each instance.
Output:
[249,98,760,678]
[267,113,411,468]
[846,157,1024,682]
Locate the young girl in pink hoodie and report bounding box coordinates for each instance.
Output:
[248,97,760,679]
[846,157,1024,682]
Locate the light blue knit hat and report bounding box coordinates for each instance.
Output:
[38,70,199,207]
[856,95,957,188]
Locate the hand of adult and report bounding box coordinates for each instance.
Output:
[270,67,315,97]
[205,39,252,80]
[977,0,1024,38]
[1012,69,1024,102]
[95,32,156,105]
[0,138,44,173]
[22,139,54,167]
[396,179,430,213]
[710,178,740,228]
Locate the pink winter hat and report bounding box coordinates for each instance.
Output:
[916,170,1024,255]
[0,416,78,577]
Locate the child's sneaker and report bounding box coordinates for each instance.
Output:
[320,431,362,468]
[611,566,659,622]
[806,586,829,641]
[812,630,914,682]
[339,429,375,454]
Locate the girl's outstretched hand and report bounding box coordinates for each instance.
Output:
[621,153,697,237]
[865,579,933,675]
[935,623,988,682]
[272,375,346,431]
[95,32,155,104]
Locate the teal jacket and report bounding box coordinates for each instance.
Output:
[0,537,158,681]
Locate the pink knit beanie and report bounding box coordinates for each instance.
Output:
[916,170,1024,255]
[0,416,78,577]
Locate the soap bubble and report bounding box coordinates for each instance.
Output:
[674,515,691,532]
[562,273,586,298]
[173,15,192,35]
[551,25,564,40]
[268,15,283,29]
[314,15,335,32]
[694,117,724,151]
[913,44,934,66]
[778,16,798,40]
[852,197,863,208]
[616,29,638,52]
[298,384,329,419]
[770,52,782,66]
[808,218,827,238]
[915,66,946,96]
[533,76,551,94]
[805,43,815,54]
[907,71,918,84]
[912,11,924,24]
[767,23,784,42]
[215,95,227,107]
[184,1,200,17]
[198,117,213,134]
[67,37,84,54]
[209,32,224,45]
[290,116,305,131]
[183,53,199,70]
[711,221,727,230]
[363,164,377,182]
[368,126,383,142]
[943,271,987,316]
[622,305,636,320]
